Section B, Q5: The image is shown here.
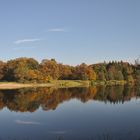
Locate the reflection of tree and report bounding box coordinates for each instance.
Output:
[105,86,124,104]
[0,86,139,112]
[0,91,4,110]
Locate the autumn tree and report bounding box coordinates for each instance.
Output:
[135,70,140,85]
[73,63,96,80]
[107,70,114,80]
[92,63,106,81]
[0,61,6,80]
[115,71,124,80]
[86,66,96,80]
[39,59,60,80]
[58,64,73,80]
[4,58,41,82]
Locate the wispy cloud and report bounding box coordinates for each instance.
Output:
[14,38,42,44]
[48,28,65,32]
[15,120,41,125]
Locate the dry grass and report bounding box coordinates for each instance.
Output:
[0,80,90,89]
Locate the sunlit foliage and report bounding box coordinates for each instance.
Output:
[0,57,139,83]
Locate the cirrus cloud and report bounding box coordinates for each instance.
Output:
[48,28,65,32]
[14,38,42,44]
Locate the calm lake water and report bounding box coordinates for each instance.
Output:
[0,86,140,140]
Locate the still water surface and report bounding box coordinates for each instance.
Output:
[0,86,140,140]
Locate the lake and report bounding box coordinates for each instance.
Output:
[0,86,140,140]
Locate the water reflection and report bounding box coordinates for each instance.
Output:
[0,85,140,112]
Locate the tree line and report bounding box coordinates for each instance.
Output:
[0,57,140,83]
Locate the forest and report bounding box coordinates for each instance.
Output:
[0,57,140,84]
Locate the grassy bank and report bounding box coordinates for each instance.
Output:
[0,80,129,89]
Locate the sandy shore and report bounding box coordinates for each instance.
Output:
[0,83,34,89]
[0,80,90,89]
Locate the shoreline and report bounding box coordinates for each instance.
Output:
[0,80,129,90]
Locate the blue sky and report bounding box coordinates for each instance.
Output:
[0,0,139,65]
